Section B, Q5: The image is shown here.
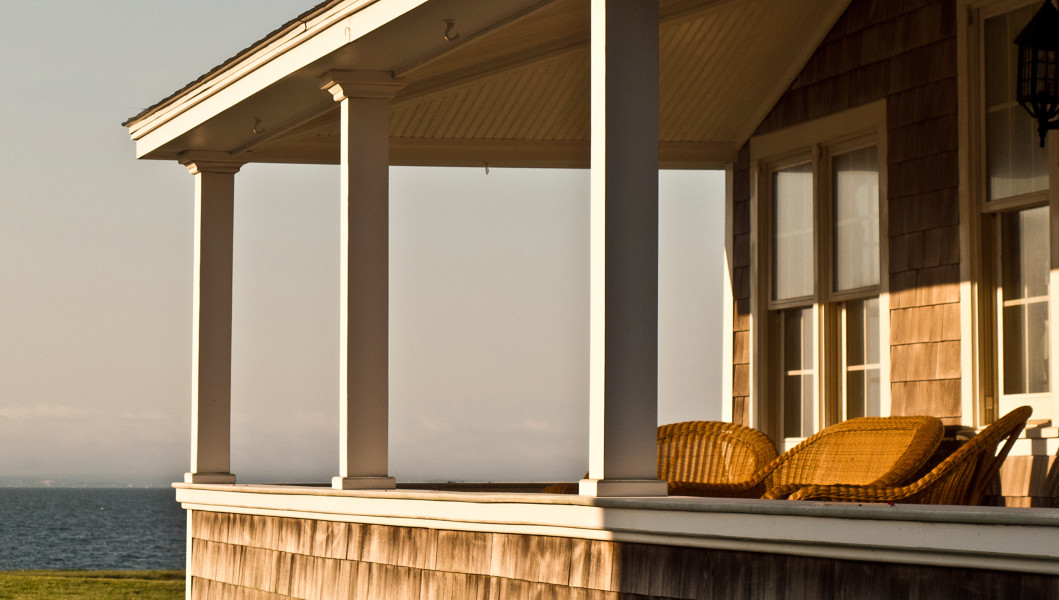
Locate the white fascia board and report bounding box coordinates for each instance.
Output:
[129,0,429,158]
[175,485,1059,575]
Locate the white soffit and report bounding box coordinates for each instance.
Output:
[127,0,853,168]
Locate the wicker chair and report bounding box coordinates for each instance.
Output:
[657,421,778,487]
[544,421,777,494]
[788,406,1032,505]
[668,416,943,499]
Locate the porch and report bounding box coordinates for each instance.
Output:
[123,0,1059,596]
[178,482,1059,598]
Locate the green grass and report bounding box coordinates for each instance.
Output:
[0,570,184,599]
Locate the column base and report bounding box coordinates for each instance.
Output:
[332,476,397,490]
[184,472,236,484]
[579,478,668,497]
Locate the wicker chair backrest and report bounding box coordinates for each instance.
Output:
[657,421,778,484]
[913,405,1032,505]
[763,416,943,490]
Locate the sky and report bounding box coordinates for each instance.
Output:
[0,1,725,486]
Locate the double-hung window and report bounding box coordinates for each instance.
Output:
[752,102,888,448]
[965,0,1055,424]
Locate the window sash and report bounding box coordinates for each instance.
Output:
[841,297,881,421]
[772,163,815,301]
[983,4,1050,202]
[779,307,815,439]
[832,147,880,292]
[997,206,1050,396]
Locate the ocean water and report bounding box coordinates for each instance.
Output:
[0,488,186,571]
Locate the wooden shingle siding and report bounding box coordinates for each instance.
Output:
[731,145,752,427]
[188,511,1059,599]
[735,0,963,421]
[891,379,962,420]
[890,303,960,345]
[998,455,1059,508]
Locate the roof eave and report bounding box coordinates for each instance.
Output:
[125,0,429,159]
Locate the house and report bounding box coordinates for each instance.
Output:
[124,0,1059,597]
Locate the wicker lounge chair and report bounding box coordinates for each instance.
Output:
[544,421,777,494]
[668,416,943,499]
[657,421,778,487]
[788,406,1032,505]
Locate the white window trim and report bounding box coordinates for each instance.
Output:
[749,100,890,443]
[958,0,1059,429]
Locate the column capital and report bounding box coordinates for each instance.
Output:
[321,70,405,102]
[179,151,244,175]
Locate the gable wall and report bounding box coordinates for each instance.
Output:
[731,0,962,425]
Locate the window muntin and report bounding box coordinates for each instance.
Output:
[984,5,1049,202]
[772,163,814,300]
[999,206,1050,395]
[833,147,880,292]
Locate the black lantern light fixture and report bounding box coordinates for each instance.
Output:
[1016,0,1059,147]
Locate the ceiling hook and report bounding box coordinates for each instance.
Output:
[444,19,460,42]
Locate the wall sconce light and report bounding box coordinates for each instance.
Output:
[1016,0,1059,147]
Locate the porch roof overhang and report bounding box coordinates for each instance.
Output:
[124,0,853,170]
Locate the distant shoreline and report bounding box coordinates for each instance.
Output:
[0,570,184,599]
[0,478,178,488]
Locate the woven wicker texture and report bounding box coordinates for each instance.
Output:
[669,416,943,499]
[657,421,778,486]
[544,421,777,494]
[789,406,1032,505]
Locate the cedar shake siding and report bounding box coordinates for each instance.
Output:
[732,144,752,427]
[731,0,963,423]
[189,511,1059,599]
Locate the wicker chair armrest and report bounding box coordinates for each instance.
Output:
[762,483,808,500]
[668,479,764,498]
[542,482,579,494]
[788,482,917,503]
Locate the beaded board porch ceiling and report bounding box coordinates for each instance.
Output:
[125,0,851,169]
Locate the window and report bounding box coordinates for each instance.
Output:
[751,102,888,446]
[967,1,1054,423]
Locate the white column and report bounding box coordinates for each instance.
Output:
[580,0,667,497]
[180,155,242,484]
[322,71,404,490]
[721,163,735,423]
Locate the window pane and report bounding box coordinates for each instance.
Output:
[1001,207,1050,395]
[773,163,814,300]
[1003,302,1050,394]
[782,308,814,438]
[985,6,1049,201]
[833,147,879,291]
[844,298,880,420]
[1002,206,1050,299]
